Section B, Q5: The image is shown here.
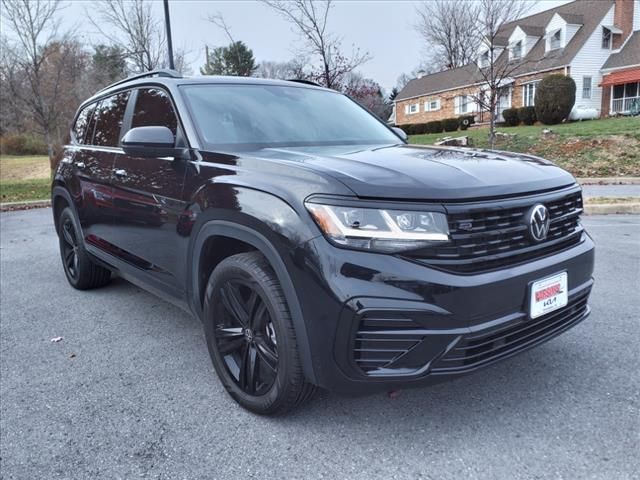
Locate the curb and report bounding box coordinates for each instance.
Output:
[0,199,51,212]
[584,203,640,215]
[578,177,640,185]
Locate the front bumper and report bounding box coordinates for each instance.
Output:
[294,232,595,394]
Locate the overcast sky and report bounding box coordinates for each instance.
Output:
[62,0,572,91]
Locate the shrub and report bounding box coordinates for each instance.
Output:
[534,74,576,125]
[517,106,537,125]
[442,118,459,132]
[0,133,48,156]
[398,124,414,135]
[426,120,443,134]
[502,108,520,126]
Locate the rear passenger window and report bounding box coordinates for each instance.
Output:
[132,88,178,136]
[93,91,130,147]
[72,103,95,144]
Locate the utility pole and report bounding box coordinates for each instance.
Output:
[163,0,175,70]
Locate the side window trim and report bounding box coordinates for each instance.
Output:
[120,88,137,147]
[86,100,101,146]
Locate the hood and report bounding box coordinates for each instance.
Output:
[253,144,576,201]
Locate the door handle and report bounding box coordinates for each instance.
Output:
[114,169,127,177]
[74,162,85,169]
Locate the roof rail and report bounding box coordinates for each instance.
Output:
[286,79,322,87]
[98,69,182,93]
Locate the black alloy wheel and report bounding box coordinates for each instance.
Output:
[61,217,80,280]
[216,279,279,395]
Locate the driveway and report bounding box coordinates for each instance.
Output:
[1,209,639,480]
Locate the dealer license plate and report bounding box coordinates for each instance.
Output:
[530,272,568,319]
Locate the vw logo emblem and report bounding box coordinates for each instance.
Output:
[528,204,551,242]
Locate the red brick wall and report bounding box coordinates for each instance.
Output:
[613,0,635,49]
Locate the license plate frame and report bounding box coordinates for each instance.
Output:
[529,272,568,319]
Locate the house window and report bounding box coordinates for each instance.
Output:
[511,40,523,60]
[582,76,592,99]
[425,99,441,112]
[522,82,538,106]
[455,95,471,114]
[549,29,561,50]
[602,27,611,49]
[407,103,419,114]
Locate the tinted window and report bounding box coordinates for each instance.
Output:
[132,88,178,135]
[93,91,130,147]
[181,84,399,150]
[72,103,95,144]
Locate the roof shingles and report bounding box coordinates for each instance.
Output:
[397,0,615,101]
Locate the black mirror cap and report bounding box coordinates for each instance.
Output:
[121,126,182,158]
[391,126,408,142]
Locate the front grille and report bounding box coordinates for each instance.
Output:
[409,188,583,273]
[352,313,424,374]
[431,288,591,374]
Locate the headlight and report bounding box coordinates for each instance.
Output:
[305,201,449,253]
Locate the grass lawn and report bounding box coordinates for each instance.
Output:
[0,155,51,203]
[409,117,640,177]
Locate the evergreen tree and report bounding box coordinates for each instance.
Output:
[201,41,257,76]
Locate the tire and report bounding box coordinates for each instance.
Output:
[203,251,316,415]
[57,207,111,290]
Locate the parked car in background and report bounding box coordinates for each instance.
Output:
[52,70,594,414]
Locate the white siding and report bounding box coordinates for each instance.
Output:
[634,0,640,30]
[569,5,616,114]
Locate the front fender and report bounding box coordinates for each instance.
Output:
[186,185,320,383]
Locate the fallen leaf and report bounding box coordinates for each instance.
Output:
[69,353,76,358]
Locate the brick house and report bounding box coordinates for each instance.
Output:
[394,0,640,126]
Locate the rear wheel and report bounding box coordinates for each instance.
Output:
[57,207,111,290]
[203,251,315,415]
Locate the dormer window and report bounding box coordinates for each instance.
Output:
[479,50,490,68]
[602,27,612,49]
[510,40,523,60]
[549,29,561,50]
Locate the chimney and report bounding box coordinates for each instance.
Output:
[613,0,634,49]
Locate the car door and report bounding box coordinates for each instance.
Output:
[109,87,188,295]
[72,91,130,247]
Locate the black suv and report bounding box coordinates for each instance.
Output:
[53,70,594,414]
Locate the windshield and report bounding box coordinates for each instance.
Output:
[180,84,400,151]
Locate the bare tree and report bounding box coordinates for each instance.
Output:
[468,0,534,147]
[88,0,190,74]
[261,0,369,89]
[0,0,73,157]
[254,59,305,80]
[415,0,480,70]
[88,0,164,73]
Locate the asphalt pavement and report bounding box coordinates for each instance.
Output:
[1,208,639,480]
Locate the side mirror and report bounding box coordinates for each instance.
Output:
[121,126,183,158]
[392,126,408,142]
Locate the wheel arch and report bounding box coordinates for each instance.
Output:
[190,220,317,384]
[51,185,75,235]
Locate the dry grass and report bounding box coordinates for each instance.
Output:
[0,155,51,181]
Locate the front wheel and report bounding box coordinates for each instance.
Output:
[203,252,316,415]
